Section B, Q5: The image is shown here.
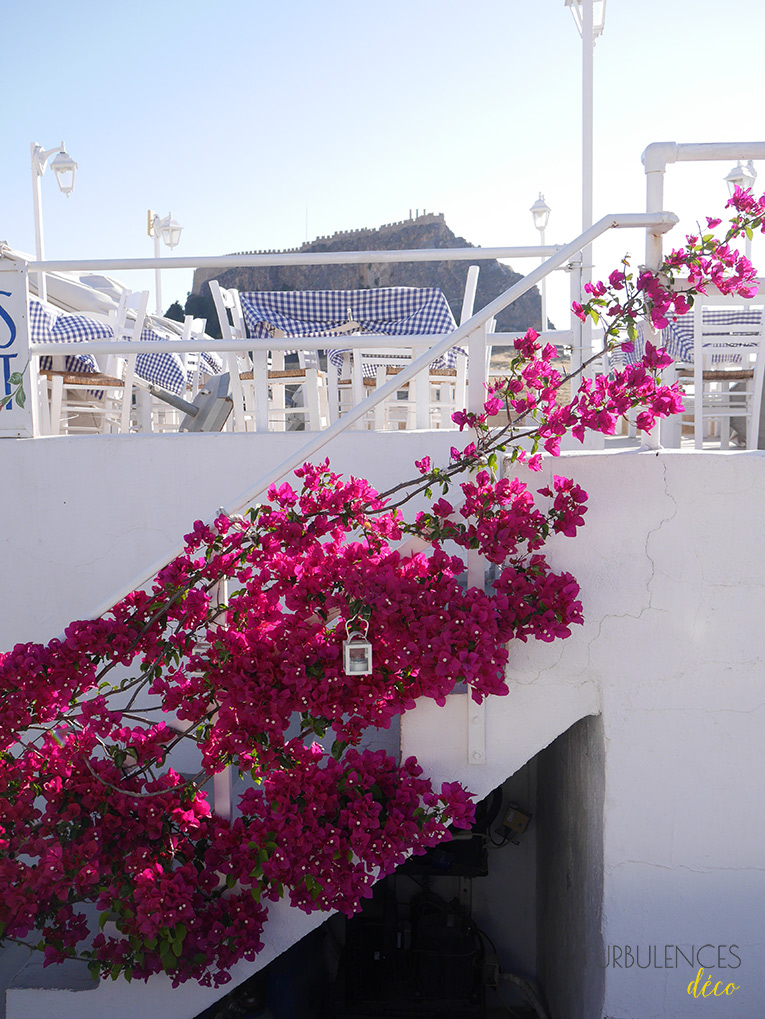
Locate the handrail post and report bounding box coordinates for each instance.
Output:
[467,324,489,414]
[569,253,584,375]
[0,256,36,438]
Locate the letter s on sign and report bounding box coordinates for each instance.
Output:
[0,292,17,351]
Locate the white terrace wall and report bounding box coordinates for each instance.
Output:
[404,449,765,1019]
[2,436,765,1018]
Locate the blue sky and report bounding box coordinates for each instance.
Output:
[2,0,764,324]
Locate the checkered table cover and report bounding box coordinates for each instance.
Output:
[610,308,763,368]
[30,300,222,395]
[31,299,102,374]
[135,327,223,395]
[240,288,462,377]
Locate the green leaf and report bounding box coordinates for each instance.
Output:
[0,395,11,408]
[160,941,175,972]
[98,911,110,930]
[8,372,23,385]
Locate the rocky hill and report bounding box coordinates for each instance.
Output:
[187,212,542,336]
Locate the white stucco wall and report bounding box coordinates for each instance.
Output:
[404,449,765,1018]
[2,436,765,1017]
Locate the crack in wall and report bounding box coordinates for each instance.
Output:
[583,457,681,676]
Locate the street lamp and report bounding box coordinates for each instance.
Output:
[724,161,757,260]
[148,210,183,315]
[565,0,607,372]
[530,193,551,330]
[30,141,78,302]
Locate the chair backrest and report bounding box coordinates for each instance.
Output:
[179,315,202,394]
[111,289,150,340]
[109,290,149,433]
[104,289,149,376]
[692,291,765,449]
[209,280,248,342]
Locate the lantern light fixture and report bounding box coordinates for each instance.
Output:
[530,193,551,233]
[565,0,607,40]
[158,213,183,249]
[343,618,373,676]
[724,160,757,197]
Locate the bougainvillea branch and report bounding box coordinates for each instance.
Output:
[0,193,761,988]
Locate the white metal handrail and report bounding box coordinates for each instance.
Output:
[84,210,678,620]
[29,329,572,359]
[28,245,563,273]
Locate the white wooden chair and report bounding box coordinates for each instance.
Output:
[209,280,329,432]
[143,316,214,433]
[333,266,479,430]
[679,293,765,449]
[40,290,149,435]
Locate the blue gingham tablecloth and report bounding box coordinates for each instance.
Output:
[32,299,102,374]
[239,288,462,377]
[30,299,222,394]
[134,327,223,393]
[610,308,763,368]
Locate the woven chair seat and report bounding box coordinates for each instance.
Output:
[340,364,458,387]
[239,368,311,381]
[41,369,124,387]
[678,368,754,382]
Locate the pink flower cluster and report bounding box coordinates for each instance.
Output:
[0,455,586,985]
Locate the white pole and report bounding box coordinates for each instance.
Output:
[30,144,47,303]
[539,224,548,330]
[644,167,666,270]
[153,219,163,316]
[580,0,594,374]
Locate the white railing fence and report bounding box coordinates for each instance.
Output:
[20,210,671,621]
[1,211,677,443]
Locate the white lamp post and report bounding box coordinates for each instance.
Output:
[30,141,78,303]
[148,210,183,315]
[565,0,607,372]
[530,193,551,331]
[724,161,757,260]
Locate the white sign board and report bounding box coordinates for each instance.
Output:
[0,260,34,438]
